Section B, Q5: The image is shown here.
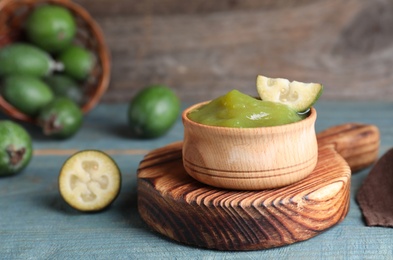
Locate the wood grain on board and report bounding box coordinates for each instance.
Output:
[137,123,380,250]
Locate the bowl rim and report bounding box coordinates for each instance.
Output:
[182,101,317,133]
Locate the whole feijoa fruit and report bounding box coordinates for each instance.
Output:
[127,85,180,138]
[57,45,95,81]
[0,43,62,77]
[2,75,54,116]
[38,97,83,139]
[44,74,84,105]
[25,5,76,53]
[0,120,33,176]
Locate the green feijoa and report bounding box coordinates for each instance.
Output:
[44,74,84,105]
[57,45,95,81]
[2,75,54,116]
[127,85,180,138]
[25,5,76,53]
[38,97,83,139]
[0,120,33,176]
[0,43,62,77]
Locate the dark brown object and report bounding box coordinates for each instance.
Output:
[0,0,111,124]
[356,148,393,227]
[137,123,380,250]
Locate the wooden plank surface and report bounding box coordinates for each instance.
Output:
[70,0,393,103]
[0,101,393,258]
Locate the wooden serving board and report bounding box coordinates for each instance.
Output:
[137,123,379,251]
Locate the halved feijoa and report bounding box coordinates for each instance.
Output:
[58,150,121,212]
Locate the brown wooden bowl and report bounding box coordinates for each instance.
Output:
[182,102,318,190]
[0,0,111,123]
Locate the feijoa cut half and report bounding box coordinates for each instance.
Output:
[58,150,121,212]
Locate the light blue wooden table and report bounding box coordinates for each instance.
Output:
[1,101,392,259]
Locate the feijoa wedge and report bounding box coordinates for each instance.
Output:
[256,75,323,112]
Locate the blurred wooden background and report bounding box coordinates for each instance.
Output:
[74,0,393,103]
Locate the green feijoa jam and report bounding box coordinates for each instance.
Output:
[187,90,303,128]
[0,120,33,176]
[38,97,83,139]
[2,75,54,116]
[127,85,180,138]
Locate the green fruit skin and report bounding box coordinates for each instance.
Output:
[38,97,83,139]
[128,85,180,138]
[58,46,95,81]
[2,75,54,116]
[0,120,33,176]
[0,43,53,77]
[44,74,84,105]
[25,5,76,53]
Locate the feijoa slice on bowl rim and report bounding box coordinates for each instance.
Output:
[59,150,121,212]
[256,75,323,112]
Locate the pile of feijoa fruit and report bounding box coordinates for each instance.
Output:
[0,4,96,139]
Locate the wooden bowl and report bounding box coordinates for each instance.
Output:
[0,0,111,123]
[182,102,318,190]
